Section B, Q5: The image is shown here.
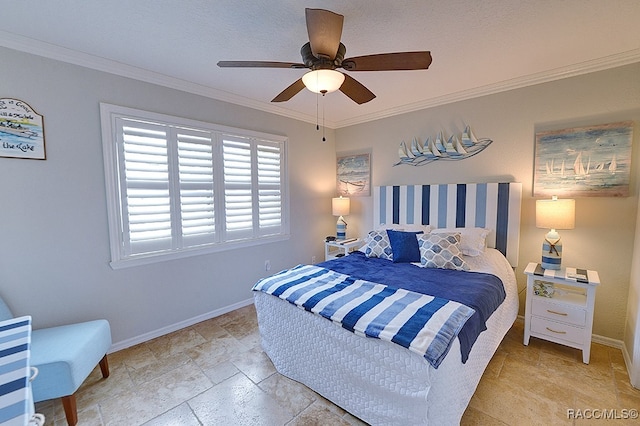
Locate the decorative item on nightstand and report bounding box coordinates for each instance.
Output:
[536,196,575,270]
[332,196,350,240]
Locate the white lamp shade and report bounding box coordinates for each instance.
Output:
[332,197,350,216]
[536,198,575,230]
[302,70,345,94]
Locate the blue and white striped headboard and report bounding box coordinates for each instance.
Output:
[373,182,522,267]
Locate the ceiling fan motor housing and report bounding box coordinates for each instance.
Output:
[300,42,346,70]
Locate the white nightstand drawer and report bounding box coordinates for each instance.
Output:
[531,316,584,345]
[531,298,586,327]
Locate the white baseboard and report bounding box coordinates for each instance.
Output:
[108,305,638,390]
[108,297,254,353]
[109,306,627,359]
[592,333,624,349]
[621,344,640,389]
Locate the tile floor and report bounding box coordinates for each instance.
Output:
[35,304,640,425]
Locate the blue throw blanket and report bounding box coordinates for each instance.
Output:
[253,263,476,368]
[317,251,506,363]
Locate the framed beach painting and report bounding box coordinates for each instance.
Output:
[533,121,633,197]
[0,98,46,160]
[337,151,371,196]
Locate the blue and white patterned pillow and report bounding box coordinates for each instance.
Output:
[363,230,393,260]
[418,233,470,271]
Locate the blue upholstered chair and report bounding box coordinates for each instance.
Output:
[0,295,111,426]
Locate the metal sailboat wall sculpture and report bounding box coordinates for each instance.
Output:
[395,125,492,166]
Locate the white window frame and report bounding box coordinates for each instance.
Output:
[100,103,289,269]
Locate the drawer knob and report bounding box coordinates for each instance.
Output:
[546,327,567,334]
[546,309,568,316]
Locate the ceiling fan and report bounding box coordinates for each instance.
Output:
[217,8,432,105]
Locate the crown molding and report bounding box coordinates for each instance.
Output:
[2,31,637,130]
[0,31,322,126]
[334,49,640,128]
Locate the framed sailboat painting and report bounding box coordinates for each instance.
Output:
[337,151,371,196]
[533,121,633,197]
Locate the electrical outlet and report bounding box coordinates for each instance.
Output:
[265,260,271,271]
[311,256,317,264]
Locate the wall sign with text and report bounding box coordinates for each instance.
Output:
[0,98,46,160]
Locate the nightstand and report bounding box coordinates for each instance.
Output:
[523,262,600,363]
[325,239,362,261]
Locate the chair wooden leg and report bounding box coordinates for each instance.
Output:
[59,357,108,426]
[99,354,110,378]
[61,394,78,426]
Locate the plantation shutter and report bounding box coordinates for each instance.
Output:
[176,128,217,246]
[117,117,173,255]
[223,136,254,241]
[102,103,288,267]
[257,141,283,236]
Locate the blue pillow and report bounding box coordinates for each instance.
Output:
[386,229,423,263]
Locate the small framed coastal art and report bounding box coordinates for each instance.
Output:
[0,98,46,160]
[533,121,633,197]
[337,151,371,196]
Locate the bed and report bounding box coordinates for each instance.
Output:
[253,182,522,425]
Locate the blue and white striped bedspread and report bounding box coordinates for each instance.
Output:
[252,264,476,368]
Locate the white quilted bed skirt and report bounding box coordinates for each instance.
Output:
[254,249,518,425]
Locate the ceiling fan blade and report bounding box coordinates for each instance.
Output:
[305,8,344,60]
[342,51,432,71]
[271,78,306,102]
[217,61,305,69]
[339,74,376,104]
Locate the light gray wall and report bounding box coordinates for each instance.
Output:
[336,63,640,341]
[0,47,337,346]
[627,199,640,387]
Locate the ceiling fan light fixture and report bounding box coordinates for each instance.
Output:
[302,69,345,94]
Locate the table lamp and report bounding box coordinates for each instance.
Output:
[332,196,350,240]
[536,196,575,270]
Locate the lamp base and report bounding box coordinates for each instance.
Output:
[541,239,562,270]
[336,216,347,240]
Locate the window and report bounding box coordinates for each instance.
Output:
[100,103,288,268]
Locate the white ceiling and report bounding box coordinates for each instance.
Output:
[1,1,639,128]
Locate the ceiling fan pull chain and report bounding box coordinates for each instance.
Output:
[319,66,326,142]
[322,93,326,142]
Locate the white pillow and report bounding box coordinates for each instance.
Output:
[430,227,490,257]
[417,233,470,271]
[376,223,433,233]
